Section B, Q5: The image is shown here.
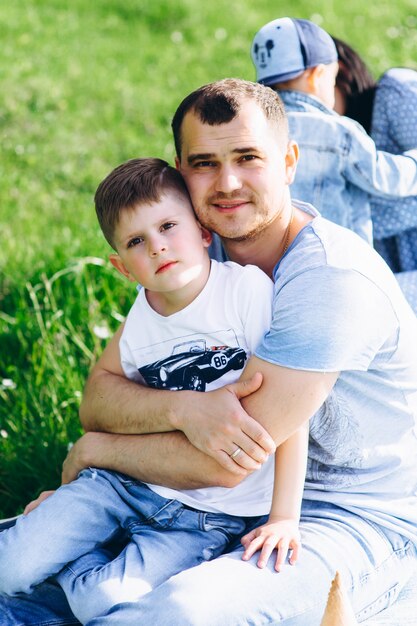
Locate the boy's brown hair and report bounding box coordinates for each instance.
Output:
[95,158,190,249]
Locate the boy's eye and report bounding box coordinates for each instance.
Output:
[127,237,143,248]
[161,222,176,231]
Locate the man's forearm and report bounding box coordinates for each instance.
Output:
[62,430,244,489]
[79,324,193,435]
[79,369,191,435]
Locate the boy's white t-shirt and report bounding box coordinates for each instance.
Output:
[119,260,275,516]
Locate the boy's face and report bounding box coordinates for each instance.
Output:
[109,192,211,295]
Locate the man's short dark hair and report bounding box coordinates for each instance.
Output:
[95,158,190,249]
[172,78,288,158]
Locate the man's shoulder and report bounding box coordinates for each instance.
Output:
[285,217,382,278]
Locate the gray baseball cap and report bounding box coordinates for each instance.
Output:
[251,17,338,86]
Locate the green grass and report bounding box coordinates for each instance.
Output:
[1,0,416,517]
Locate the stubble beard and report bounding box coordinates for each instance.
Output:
[196,196,276,243]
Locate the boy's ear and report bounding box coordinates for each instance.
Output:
[109,254,135,281]
[175,156,180,170]
[307,64,325,91]
[199,224,212,248]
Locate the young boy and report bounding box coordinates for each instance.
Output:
[0,158,308,624]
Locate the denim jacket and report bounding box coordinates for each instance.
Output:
[371,68,417,271]
[279,90,417,245]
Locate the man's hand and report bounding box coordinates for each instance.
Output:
[23,490,56,515]
[241,516,301,572]
[173,373,276,474]
[61,434,92,484]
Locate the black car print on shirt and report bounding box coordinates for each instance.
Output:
[139,339,247,391]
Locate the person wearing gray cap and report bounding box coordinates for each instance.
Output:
[251,17,417,251]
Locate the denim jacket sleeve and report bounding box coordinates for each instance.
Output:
[342,117,417,201]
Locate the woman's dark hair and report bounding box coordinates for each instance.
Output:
[332,36,377,133]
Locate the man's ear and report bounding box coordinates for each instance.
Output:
[285,140,299,185]
[175,156,180,170]
[109,254,135,281]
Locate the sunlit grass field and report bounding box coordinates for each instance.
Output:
[1,0,416,517]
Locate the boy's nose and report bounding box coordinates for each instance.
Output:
[148,237,167,256]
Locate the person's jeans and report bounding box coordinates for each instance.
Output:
[2,499,416,626]
[0,468,249,623]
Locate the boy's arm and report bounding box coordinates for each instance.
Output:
[241,423,309,571]
[269,422,308,522]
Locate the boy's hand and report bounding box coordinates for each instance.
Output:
[241,517,301,572]
[176,372,276,475]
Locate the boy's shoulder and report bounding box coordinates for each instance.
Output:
[283,98,368,153]
[211,259,271,285]
[210,260,273,302]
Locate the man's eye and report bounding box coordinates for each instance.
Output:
[127,237,143,248]
[240,154,257,162]
[193,161,215,168]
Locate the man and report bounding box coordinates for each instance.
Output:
[250,17,417,246]
[2,78,417,625]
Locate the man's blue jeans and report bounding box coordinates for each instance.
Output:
[0,499,416,625]
[0,468,249,623]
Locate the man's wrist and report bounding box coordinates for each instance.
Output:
[167,390,194,431]
[73,432,90,466]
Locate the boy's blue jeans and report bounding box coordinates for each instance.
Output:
[0,468,250,623]
[0,499,416,625]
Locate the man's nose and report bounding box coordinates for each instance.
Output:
[214,166,242,194]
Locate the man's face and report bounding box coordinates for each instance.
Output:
[177,100,297,242]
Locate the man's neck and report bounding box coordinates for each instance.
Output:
[222,205,311,278]
[222,209,290,278]
[224,234,278,278]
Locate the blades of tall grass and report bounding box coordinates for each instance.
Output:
[0,257,130,516]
